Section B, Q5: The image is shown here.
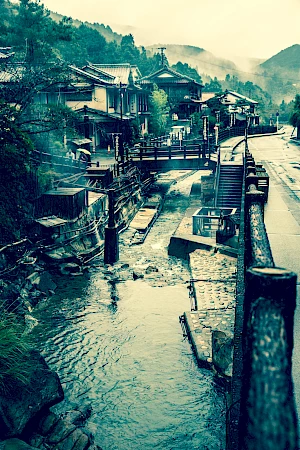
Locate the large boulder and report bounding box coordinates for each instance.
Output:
[26,271,57,295]
[0,349,64,439]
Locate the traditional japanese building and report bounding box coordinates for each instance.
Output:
[137,65,203,120]
[63,63,150,149]
[202,90,260,126]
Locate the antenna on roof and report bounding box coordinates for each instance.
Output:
[157,47,166,66]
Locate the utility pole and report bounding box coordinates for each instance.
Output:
[157,47,166,66]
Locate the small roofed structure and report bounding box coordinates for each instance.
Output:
[36,188,88,221]
[0,47,15,61]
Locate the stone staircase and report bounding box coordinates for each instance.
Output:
[216,163,243,217]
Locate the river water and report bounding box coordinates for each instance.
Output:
[31,172,226,450]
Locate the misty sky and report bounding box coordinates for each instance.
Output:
[41,0,300,61]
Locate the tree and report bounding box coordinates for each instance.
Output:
[204,77,222,92]
[0,101,33,244]
[289,94,300,138]
[148,85,169,137]
[4,0,72,65]
[171,62,202,84]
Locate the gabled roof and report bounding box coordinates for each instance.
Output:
[69,65,111,85]
[82,65,115,82]
[202,90,259,106]
[90,63,142,85]
[69,64,142,88]
[138,65,203,87]
[223,90,258,105]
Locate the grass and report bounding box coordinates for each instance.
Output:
[0,313,33,394]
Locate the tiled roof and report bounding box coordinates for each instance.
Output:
[139,65,203,87]
[69,65,111,85]
[91,64,142,85]
[225,90,258,105]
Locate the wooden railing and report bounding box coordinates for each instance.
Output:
[228,150,298,450]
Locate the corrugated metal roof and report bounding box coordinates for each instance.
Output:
[35,216,67,227]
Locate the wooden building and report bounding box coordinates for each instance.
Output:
[137,65,203,120]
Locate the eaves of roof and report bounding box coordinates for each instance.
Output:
[75,106,135,121]
[226,90,259,105]
[69,65,111,85]
[139,66,203,87]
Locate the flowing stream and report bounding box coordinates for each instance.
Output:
[31,172,226,450]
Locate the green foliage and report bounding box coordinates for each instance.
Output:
[36,166,57,192]
[171,62,202,84]
[289,94,300,128]
[0,0,72,64]
[0,313,32,393]
[204,77,222,92]
[148,85,169,137]
[0,102,33,244]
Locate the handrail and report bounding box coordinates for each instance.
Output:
[228,148,298,450]
[214,146,221,208]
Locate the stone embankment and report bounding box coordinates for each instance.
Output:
[169,168,238,379]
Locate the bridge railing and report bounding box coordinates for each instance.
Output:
[127,143,209,161]
[228,150,298,450]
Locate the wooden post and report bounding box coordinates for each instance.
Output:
[240,267,298,450]
[104,189,119,265]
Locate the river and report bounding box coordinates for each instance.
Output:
[30,171,226,450]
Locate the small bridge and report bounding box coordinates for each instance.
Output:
[127,144,216,171]
[125,125,277,172]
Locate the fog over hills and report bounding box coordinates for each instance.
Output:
[259,44,300,75]
[49,10,299,91]
[50,11,123,43]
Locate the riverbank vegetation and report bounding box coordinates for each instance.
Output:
[0,312,31,393]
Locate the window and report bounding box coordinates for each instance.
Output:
[65,91,93,102]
